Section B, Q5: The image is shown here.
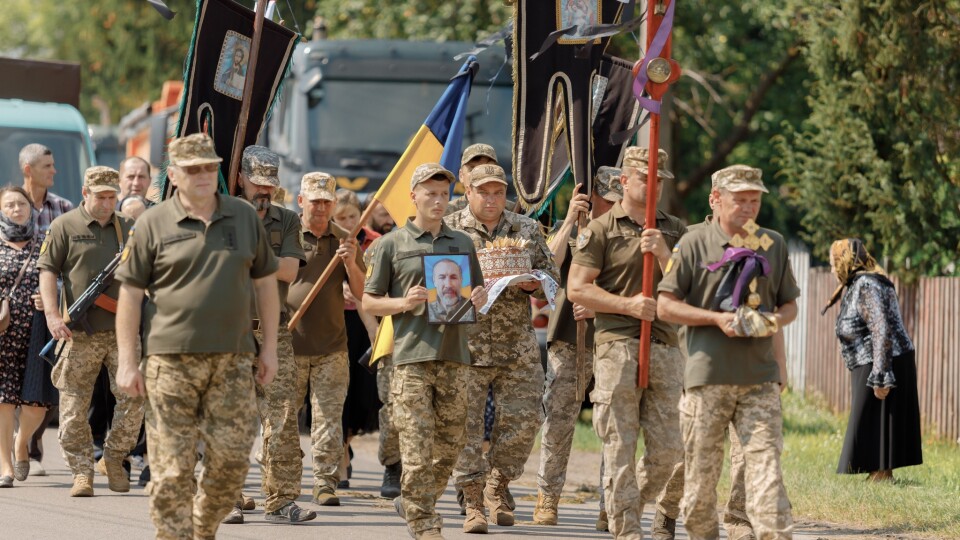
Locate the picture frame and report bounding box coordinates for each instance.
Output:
[422,253,476,325]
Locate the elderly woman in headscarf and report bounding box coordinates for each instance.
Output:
[824,238,922,481]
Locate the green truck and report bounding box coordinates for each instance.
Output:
[0,57,96,205]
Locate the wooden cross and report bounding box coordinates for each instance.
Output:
[730,219,774,252]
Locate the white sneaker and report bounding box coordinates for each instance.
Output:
[29,460,46,477]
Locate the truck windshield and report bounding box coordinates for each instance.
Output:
[0,127,89,205]
[307,80,512,173]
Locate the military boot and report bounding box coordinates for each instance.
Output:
[416,529,445,539]
[381,462,401,499]
[532,490,559,525]
[482,469,514,527]
[100,455,130,493]
[595,509,609,532]
[461,482,488,534]
[652,509,677,540]
[313,485,340,506]
[70,474,94,497]
[222,502,244,524]
[725,522,757,540]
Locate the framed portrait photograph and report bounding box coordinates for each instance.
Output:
[422,254,476,325]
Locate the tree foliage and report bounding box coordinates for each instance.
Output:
[311,0,511,42]
[775,0,960,279]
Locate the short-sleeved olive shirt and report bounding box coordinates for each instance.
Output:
[364,220,483,366]
[249,203,306,319]
[287,220,364,355]
[571,204,686,347]
[657,218,801,389]
[37,205,134,334]
[115,193,279,355]
[546,225,595,348]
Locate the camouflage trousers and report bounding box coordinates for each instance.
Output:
[591,339,684,539]
[454,336,544,487]
[680,383,792,540]
[293,350,349,492]
[53,330,144,477]
[254,328,303,512]
[538,340,595,497]
[143,353,258,540]
[393,360,469,535]
[377,359,401,466]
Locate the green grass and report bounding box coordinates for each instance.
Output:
[559,392,960,539]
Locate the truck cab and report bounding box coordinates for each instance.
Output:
[267,39,513,202]
[0,99,94,205]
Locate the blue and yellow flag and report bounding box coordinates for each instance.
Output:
[372,57,479,225]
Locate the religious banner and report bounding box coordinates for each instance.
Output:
[161,0,298,197]
[511,0,626,210]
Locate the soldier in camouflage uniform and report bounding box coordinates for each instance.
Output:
[38,165,143,497]
[534,166,621,525]
[445,164,559,534]
[446,143,514,216]
[222,146,312,524]
[568,147,687,540]
[114,133,280,540]
[285,172,366,508]
[363,163,488,540]
[658,164,800,540]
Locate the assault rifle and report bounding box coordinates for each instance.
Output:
[39,253,123,366]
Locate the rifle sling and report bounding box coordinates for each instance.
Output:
[62,214,125,323]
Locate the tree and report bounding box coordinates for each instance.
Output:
[311,0,511,42]
[774,0,960,279]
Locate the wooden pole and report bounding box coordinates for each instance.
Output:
[575,211,588,401]
[287,199,381,330]
[226,0,267,195]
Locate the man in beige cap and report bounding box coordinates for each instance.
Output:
[535,166,621,526]
[114,133,280,539]
[445,163,558,534]
[658,164,798,540]
[363,163,488,540]
[285,171,365,508]
[445,143,499,216]
[37,165,142,497]
[223,145,312,524]
[568,147,688,540]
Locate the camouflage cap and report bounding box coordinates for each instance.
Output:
[241,145,280,187]
[167,133,223,167]
[410,163,456,190]
[594,166,623,202]
[711,164,768,193]
[460,143,498,167]
[300,172,336,201]
[468,164,508,187]
[84,166,120,193]
[622,146,674,180]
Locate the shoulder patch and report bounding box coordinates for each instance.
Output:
[39,239,48,255]
[120,244,131,263]
[576,229,593,250]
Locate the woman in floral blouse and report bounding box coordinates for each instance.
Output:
[824,238,922,481]
[0,186,48,488]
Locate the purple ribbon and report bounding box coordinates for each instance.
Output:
[632,0,676,114]
[704,247,771,309]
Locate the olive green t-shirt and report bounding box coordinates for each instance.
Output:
[571,204,686,347]
[364,220,483,366]
[287,220,364,355]
[249,203,306,319]
[37,205,134,334]
[115,193,279,355]
[545,225,595,347]
[657,218,801,389]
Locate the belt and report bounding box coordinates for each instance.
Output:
[252,314,290,332]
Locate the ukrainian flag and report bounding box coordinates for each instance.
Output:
[372,56,479,225]
[370,57,479,366]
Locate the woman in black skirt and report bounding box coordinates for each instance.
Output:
[825,238,922,481]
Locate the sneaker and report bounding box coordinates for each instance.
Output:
[312,486,340,506]
[265,501,317,524]
[595,509,609,532]
[222,503,244,524]
[29,459,46,477]
[100,456,131,493]
[652,509,677,540]
[70,475,94,497]
[380,462,401,499]
[532,491,559,525]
